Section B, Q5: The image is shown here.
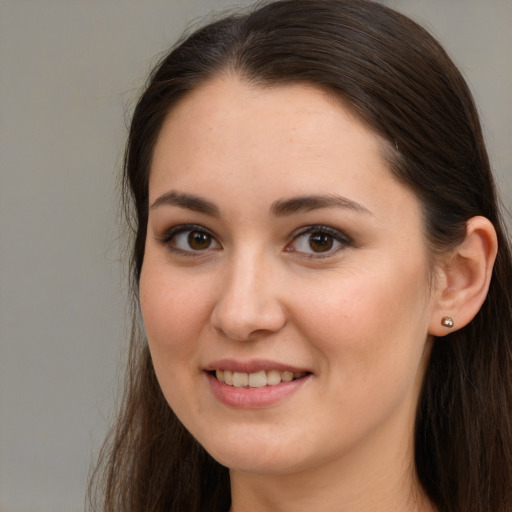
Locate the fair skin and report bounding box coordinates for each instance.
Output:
[139,76,496,511]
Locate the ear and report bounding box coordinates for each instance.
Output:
[429,216,498,337]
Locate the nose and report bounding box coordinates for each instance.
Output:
[210,252,287,341]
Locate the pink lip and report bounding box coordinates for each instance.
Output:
[204,358,310,374]
[205,370,311,409]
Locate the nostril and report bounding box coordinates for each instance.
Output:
[210,282,288,342]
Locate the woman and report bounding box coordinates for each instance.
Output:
[89,1,512,511]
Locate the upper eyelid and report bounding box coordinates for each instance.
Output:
[156,223,351,252]
[290,224,352,243]
[283,225,352,260]
[156,225,222,256]
[157,224,217,242]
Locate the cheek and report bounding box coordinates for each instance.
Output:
[297,267,432,441]
[292,261,432,380]
[139,261,210,363]
[139,261,214,418]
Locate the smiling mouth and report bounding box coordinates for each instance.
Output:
[212,369,308,388]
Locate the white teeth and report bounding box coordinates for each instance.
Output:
[248,370,267,388]
[214,369,307,387]
[266,369,281,385]
[281,370,294,382]
[232,371,249,388]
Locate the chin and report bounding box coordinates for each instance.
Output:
[212,449,305,476]
[196,427,316,476]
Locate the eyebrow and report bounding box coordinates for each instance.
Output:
[150,191,220,216]
[150,191,371,217]
[270,194,372,217]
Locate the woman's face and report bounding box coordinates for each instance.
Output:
[140,77,439,477]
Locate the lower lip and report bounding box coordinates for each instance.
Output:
[206,372,311,408]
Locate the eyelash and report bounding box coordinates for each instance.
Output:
[286,225,351,258]
[157,224,220,256]
[157,224,351,258]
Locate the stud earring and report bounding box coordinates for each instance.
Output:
[441,316,454,328]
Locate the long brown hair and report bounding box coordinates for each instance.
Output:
[89,1,512,510]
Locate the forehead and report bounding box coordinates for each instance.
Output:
[153,79,382,174]
[155,77,381,146]
[149,77,419,223]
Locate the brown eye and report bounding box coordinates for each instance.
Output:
[308,232,334,252]
[188,231,212,250]
[161,225,221,254]
[287,225,350,258]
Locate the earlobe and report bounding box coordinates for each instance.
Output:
[429,216,498,337]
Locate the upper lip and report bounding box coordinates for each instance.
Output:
[204,358,311,374]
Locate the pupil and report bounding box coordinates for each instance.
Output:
[309,233,333,252]
[188,231,211,250]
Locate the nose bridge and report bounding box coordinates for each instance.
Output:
[211,245,286,340]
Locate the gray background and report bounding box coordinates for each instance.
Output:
[0,1,510,511]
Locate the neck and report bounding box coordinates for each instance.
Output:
[229,422,436,512]
[230,463,434,512]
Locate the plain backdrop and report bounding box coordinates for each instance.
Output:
[0,1,510,511]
